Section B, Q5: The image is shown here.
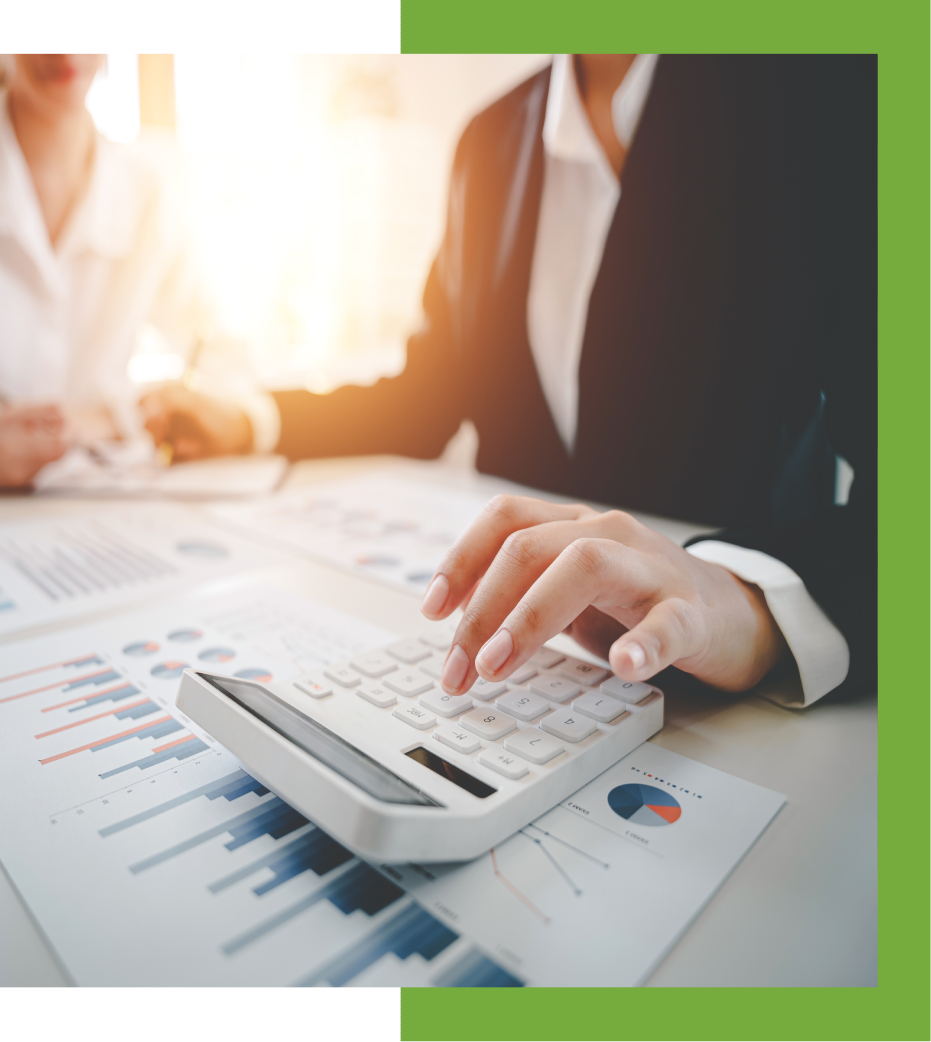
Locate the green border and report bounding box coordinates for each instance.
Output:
[399,1,930,1039]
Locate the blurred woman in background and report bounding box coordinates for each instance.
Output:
[0,53,276,486]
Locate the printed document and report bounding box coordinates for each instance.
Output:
[0,583,784,986]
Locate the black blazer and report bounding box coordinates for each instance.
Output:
[273,55,877,694]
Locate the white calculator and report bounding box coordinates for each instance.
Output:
[177,628,663,863]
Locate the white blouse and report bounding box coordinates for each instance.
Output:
[0,93,278,449]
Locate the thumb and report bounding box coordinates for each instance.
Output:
[608,598,704,682]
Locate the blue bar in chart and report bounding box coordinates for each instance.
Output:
[99,737,211,779]
[69,683,140,712]
[208,827,352,895]
[222,861,406,956]
[112,700,161,722]
[64,669,122,691]
[128,795,305,874]
[89,716,184,754]
[99,770,268,837]
[296,901,459,986]
[432,946,524,987]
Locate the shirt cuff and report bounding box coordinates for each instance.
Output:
[229,391,281,455]
[685,540,850,708]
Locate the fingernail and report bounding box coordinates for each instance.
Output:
[621,641,646,670]
[476,628,513,674]
[440,644,469,693]
[420,574,449,618]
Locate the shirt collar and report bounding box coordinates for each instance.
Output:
[543,54,659,166]
[0,89,139,265]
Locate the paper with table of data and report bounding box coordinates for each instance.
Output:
[212,469,492,595]
[0,503,278,637]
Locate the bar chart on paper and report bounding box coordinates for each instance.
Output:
[0,584,521,987]
[0,503,278,637]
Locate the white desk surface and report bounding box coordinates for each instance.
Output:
[0,456,877,988]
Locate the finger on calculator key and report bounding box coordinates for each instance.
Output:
[468,677,509,701]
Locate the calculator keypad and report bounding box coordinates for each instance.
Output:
[386,638,432,664]
[356,681,397,708]
[293,676,333,699]
[418,689,475,719]
[599,676,652,703]
[459,708,516,741]
[529,673,580,703]
[351,652,399,678]
[479,748,529,780]
[325,665,363,688]
[540,710,598,743]
[571,691,627,723]
[557,657,610,687]
[393,704,437,730]
[503,729,564,764]
[433,723,481,754]
[494,689,550,721]
[469,678,509,701]
[383,669,434,697]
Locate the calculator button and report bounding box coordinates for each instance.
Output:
[507,662,538,685]
[571,691,628,723]
[599,676,653,703]
[459,708,516,741]
[324,665,362,688]
[383,669,434,697]
[393,704,437,730]
[624,691,662,714]
[503,729,564,765]
[433,724,481,754]
[528,647,565,670]
[293,676,333,699]
[350,652,399,678]
[494,689,550,721]
[529,673,580,703]
[469,678,509,701]
[356,682,397,708]
[558,657,610,687]
[418,625,456,651]
[478,748,529,780]
[540,711,598,743]
[386,638,431,663]
[418,653,447,679]
[419,689,475,718]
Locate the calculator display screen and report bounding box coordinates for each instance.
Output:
[405,746,497,799]
[199,673,439,807]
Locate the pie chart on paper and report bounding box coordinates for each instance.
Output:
[607,783,682,827]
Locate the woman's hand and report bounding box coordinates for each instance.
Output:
[139,386,252,462]
[420,495,787,696]
[0,403,67,487]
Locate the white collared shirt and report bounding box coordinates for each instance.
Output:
[527,53,657,454]
[526,57,849,706]
[0,93,279,450]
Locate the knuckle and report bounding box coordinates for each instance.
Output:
[565,536,610,578]
[512,597,545,635]
[500,528,540,569]
[484,493,520,526]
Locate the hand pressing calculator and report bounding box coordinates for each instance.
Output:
[177,626,663,863]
